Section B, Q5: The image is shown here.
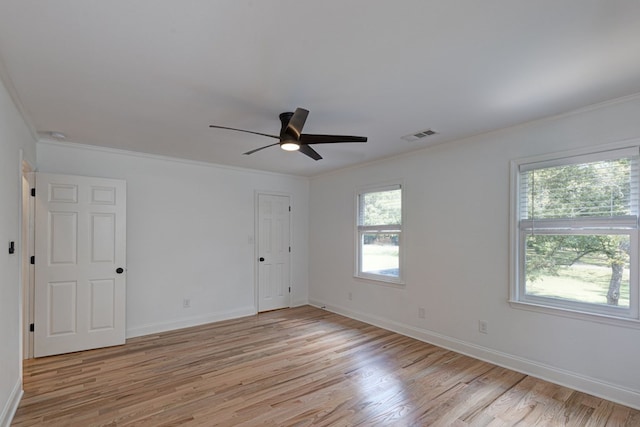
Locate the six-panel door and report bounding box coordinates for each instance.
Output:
[34,173,126,357]
[257,194,290,312]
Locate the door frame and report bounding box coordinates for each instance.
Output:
[254,190,293,312]
[20,153,35,360]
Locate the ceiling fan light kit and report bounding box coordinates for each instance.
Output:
[209,108,367,161]
[280,141,300,151]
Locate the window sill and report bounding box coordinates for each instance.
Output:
[509,300,640,329]
[354,274,405,288]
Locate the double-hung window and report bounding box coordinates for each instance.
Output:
[356,184,403,284]
[512,146,640,322]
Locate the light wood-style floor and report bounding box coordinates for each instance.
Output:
[13,306,640,426]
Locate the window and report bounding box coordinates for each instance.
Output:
[356,184,403,284]
[512,147,640,322]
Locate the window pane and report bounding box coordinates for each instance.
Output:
[360,189,401,226]
[362,233,399,277]
[521,157,638,220]
[525,234,630,308]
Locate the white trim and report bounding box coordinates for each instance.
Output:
[290,299,309,308]
[509,300,640,329]
[309,299,640,410]
[37,139,310,180]
[311,93,640,180]
[354,181,405,285]
[19,154,35,361]
[17,151,25,368]
[519,217,638,230]
[356,270,405,286]
[511,137,640,171]
[519,146,640,172]
[0,379,22,427]
[0,57,39,143]
[126,306,255,339]
[509,160,520,303]
[358,225,401,232]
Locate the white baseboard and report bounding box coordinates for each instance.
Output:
[0,379,23,427]
[309,299,640,410]
[126,306,256,338]
[291,299,309,307]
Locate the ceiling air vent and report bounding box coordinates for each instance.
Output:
[401,128,438,142]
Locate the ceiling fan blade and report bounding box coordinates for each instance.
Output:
[243,142,281,155]
[298,144,322,161]
[209,125,279,139]
[285,108,309,139]
[299,134,368,144]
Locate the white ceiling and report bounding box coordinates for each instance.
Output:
[1,1,640,176]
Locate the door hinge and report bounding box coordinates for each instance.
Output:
[289,206,291,212]
[30,255,35,265]
[31,188,35,197]
[289,287,291,293]
[30,323,34,332]
[289,246,291,253]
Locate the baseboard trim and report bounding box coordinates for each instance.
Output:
[0,379,23,427]
[309,299,640,410]
[126,306,256,338]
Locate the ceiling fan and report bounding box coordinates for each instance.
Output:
[209,108,367,160]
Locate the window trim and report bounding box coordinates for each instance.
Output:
[355,182,405,286]
[510,143,640,327]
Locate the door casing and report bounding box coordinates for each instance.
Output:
[21,160,35,359]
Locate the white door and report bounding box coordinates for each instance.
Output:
[34,173,126,357]
[257,194,290,312]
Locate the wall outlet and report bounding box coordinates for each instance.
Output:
[183,298,191,308]
[478,320,488,334]
[418,307,426,319]
[348,292,353,301]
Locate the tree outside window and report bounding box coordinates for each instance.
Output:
[357,185,403,284]
[514,148,639,320]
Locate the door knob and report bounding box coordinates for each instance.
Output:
[116,267,124,274]
[259,257,265,262]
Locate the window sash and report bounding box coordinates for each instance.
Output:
[518,149,640,222]
[512,145,640,323]
[357,185,402,227]
[358,224,401,232]
[518,228,638,319]
[519,216,638,231]
[356,183,403,284]
[357,230,402,283]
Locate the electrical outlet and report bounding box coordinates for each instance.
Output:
[418,307,426,319]
[348,292,353,301]
[183,298,191,308]
[478,320,488,334]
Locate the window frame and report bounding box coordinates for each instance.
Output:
[510,144,640,326]
[355,182,404,285]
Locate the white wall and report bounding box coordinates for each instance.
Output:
[309,95,640,409]
[37,142,309,337]
[0,76,36,424]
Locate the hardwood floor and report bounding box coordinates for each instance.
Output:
[12,306,640,426]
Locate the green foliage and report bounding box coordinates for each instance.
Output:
[361,189,401,226]
[525,158,632,219]
[525,234,629,282]
[523,157,634,306]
